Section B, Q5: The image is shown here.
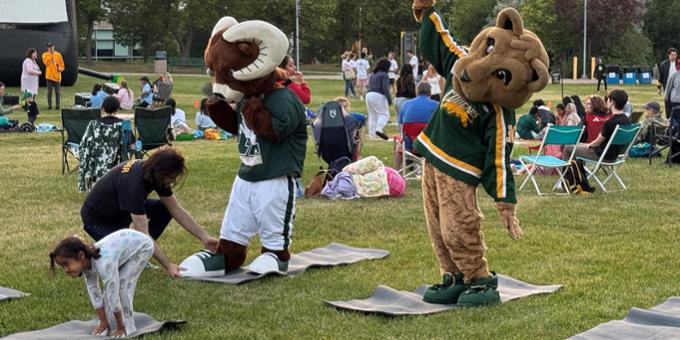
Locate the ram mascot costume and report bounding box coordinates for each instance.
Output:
[411,0,549,306]
[180,17,307,276]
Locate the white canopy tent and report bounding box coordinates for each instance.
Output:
[0,0,68,24]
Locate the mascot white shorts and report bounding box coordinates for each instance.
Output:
[220,175,296,250]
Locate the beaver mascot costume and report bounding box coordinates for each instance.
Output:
[411,0,549,306]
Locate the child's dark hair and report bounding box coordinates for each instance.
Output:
[200,98,207,113]
[49,236,100,272]
[102,96,120,114]
[91,83,102,96]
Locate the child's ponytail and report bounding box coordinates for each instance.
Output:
[49,236,101,272]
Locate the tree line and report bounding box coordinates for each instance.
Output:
[76,0,680,70]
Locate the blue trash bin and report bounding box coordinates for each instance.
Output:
[623,66,637,85]
[606,64,620,85]
[639,66,652,85]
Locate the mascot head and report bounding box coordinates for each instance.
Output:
[451,8,549,109]
[204,17,289,103]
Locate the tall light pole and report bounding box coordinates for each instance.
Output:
[581,0,588,79]
[295,0,300,70]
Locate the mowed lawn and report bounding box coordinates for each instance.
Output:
[1,74,680,339]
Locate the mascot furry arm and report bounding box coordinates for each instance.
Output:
[412,0,549,239]
[203,18,289,141]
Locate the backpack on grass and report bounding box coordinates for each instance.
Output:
[563,160,595,195]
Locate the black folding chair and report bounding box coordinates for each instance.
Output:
[650,107,680,167]
[134,106,172,157]
[60,107,101,174]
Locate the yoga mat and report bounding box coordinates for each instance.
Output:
[188,243,389,285]
[326,274,563,316]
[2,313,185,339]
[570,297,680,339]
[0,287,28,302]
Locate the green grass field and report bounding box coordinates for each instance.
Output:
[1,75,679,339]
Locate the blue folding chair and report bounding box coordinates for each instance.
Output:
[578,124,641,192]
[519,124,584,195]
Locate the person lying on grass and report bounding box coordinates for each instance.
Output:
[50,229,154,337]
[80,148,218,277]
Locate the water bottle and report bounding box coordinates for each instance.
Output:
[135,140,142,151]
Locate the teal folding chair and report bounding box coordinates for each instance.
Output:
[519,124,584,195]
[577,124,641,192]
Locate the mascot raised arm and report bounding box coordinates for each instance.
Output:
[180,17,307,277]
[411,0,549,306]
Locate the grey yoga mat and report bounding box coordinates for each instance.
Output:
[570,297,680,339]
[188,243,390,285]
[326,274,563,316]
[0,287,28,302]
[2,313,185,340]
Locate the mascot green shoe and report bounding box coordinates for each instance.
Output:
[423,272,466,304]
[457,272,501,307]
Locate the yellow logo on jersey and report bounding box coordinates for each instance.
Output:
[121,160,137,174]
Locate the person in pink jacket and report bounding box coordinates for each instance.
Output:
[21,48,42,99]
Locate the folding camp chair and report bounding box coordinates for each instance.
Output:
[59,107,101,174]
[649,107,680,167]
[394,122,427,180]
[312,101,363,167]
[578,124,641,192]
[134,106,172,157]
[518,124,584,195]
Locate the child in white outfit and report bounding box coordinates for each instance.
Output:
[50,229,154,337]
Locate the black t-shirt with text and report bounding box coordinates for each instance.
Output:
[80,160,173,228]
[596,114,631,161]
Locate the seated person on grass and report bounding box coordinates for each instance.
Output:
[90,84,108,109]
[562,89,631,162]
[166,98,193,135]
[638,101,668,142]
[0,81,22,126]
[80,148,218,277]
[195,98,218,130]
[516,106,542,140]
[534,99,556,130]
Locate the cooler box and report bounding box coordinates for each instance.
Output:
[74,93,92,107]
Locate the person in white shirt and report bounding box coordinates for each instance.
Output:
[166,98,192,135]
[422,63,444,101]
[341,51,357,98]
[407,50,419,81]
[388,52,399,94]
[195,98,217,130]
[355,52,370,100]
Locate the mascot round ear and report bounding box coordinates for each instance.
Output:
[211,16,238,38]
[222,20,289,81]
[496,8,524,36]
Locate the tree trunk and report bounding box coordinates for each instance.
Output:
[85,19,94,65]
[180,28,194,58]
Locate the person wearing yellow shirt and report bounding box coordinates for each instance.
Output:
[42,42,65,110]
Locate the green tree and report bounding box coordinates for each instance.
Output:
[447,0,496,45]
[521,0,571,66]
[645,0,680,61]
[76,0,105,65]
[105,0,168,62]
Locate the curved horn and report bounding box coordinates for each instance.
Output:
[222,20,289,81]
[211,16,238,38]
[213,83,244,103]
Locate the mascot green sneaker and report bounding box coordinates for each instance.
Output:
[423,272,466,304]
[457,272,501,307]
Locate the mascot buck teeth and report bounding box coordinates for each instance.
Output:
[180,17,307,277]
[411,0,549,306]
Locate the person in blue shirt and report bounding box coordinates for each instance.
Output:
[89,84,108,109]
[139,76,153,107]
[400,82,438,150]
